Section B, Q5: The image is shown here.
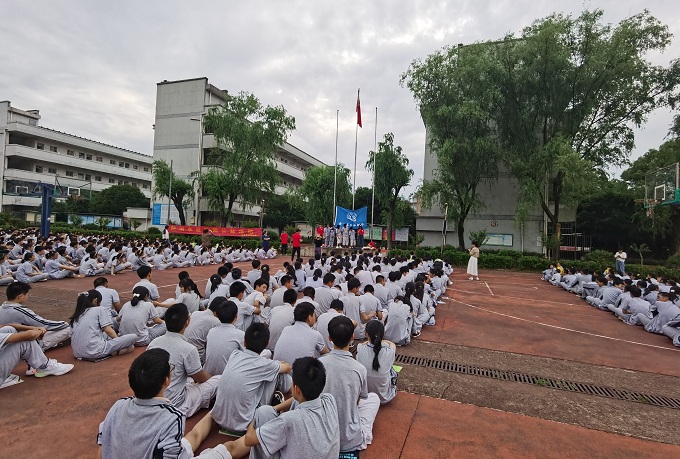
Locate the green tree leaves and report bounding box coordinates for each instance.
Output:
[89,184,149,216]
[152,160,194,225]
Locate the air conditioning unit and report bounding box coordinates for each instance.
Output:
[15,186,29,194]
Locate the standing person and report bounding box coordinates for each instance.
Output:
[615,248,627,274]
[357,225,365,248]
[262,231,271,252]
[467,242,480,281]
[162,225,170,242]
[291,229,302,262]
[201,229,213,250]
[314,235,323,258]
[280,230,289,255]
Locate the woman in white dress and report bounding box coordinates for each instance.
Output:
[467,242,479,281]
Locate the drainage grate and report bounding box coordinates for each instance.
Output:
[395,354,680,410]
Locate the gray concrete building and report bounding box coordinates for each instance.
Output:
[152,78,324,226]
[416,129,574,253]
[0,101,152,221]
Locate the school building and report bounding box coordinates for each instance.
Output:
[152,77,324,226]
[415,129,576,254]
[0,100,153,222]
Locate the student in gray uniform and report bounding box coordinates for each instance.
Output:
[319,315,380,453]
[0,250,16,286]
[70,289,136,360]
[229,282,260,332]
[14,252,48,283]
[356,320,397,405]
[184,298,222,364]
[203,300,244,376]
[79,246,105,277]
[266,289,297,352]
[643,290,680,332]
[97,348,249,459]
[44,250,82,279]
[1,323,73,386]
[94,277,122,319]
[314,273,343,316]
[147,303,220,417]
[384,296,412,346]
[0,282,71,352]
[341,278,366,340]
[239,356,341,459]
[117,286,166,347]
[316,299,346,351]
[133,266,160,301]
[273,302,329,366]
[212,322,293,435]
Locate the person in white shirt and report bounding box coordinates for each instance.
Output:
[615,248,627,274]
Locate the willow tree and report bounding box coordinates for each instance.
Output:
[200,91,295,225]
[401,43,501,249]
[366,133,413,249]
[152,159,194,225]
[299,164,352,226]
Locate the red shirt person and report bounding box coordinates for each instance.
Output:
[290,229,302,261]
[280,231,289,255]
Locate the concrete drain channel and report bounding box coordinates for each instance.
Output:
[395,354,680,410]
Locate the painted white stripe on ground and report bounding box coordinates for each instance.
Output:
[484,282,494,296]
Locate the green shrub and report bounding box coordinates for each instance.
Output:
[665,253,680,269]
[147,227,162,236]
[584,249,614,266]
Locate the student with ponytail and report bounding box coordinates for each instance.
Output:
[116,286,166,346]
[356,320,397,405]
[70,290,136,360]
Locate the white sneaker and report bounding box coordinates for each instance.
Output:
[25,367,36,376]
[468,277,474,280]
[34,359,74,378]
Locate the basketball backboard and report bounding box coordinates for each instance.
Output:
[644,162,680,207]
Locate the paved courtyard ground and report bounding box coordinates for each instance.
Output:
[1,260,679,458]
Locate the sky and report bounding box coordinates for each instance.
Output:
[2,1,679,198]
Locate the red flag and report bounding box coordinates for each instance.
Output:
[356,89,362,128]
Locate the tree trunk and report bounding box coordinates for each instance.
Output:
[457,220,465,250]
[671,208,680,255]
[172,196,186,225]
[386,202,394,250]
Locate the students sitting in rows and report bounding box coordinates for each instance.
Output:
[645,288,680,333]
[15,252,48,283]
[267,289,298,353]
[184,297,222,365]
[203,300,243,376]
[357,320,398,405]
[116,286,166,347]
[274,302,329,367]
[44,250,83,279]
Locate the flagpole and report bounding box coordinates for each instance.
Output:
[371,106,377,239]
[352,89,360,209]
[333,109,339,224]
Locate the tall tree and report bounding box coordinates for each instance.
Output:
[262,192,305,233]
[354,186,384,228]
[200,91,295,225]
[401,44,500,249]
[366,133,413,249]
[299,164,352,226]
[488,9,680,240]
[152,160,194,225]
[89,184,149,216]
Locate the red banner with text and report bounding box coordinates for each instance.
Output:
[168,225,262,238]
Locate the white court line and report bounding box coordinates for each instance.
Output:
[451,297,680,352]
[448,287,574,306]
[484,282,494,296]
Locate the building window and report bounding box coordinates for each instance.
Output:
[124,163,130,169]
[132,164,138,170]
[48,168,57,174]
[35,166,43,173]
[85,174,91,181]
[86,154,92,160]
[110,160,116,165]
[37,143,44,150]
[142,184,149,189]
[118,180,123,185]
[77,173,84,179]
[79,152,85,159]
[108,178,115,184]
[143,167,149,172]
[67,150,75,156]
[119,161,124,168]
[123,181,128,185]
[96,156,103,162]
[50,146,58,153]
[94,176,102,182]
[65,171,74,177]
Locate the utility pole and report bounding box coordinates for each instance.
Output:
[166,160,173,224]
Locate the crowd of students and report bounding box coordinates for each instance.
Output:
[542,264,680,347]
[0,228,453,458]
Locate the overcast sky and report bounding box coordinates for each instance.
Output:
[2,1,678,198]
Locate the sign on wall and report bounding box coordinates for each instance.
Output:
[486,233,513,247]
[152,203,180,225]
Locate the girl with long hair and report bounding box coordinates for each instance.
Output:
[356,320,397,404]
[70,289,136,360]
[116,286,166,346]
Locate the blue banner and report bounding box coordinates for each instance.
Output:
[334,206,367,229]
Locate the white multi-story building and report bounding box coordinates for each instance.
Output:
[153,77,324,225]
[0,101,152,220]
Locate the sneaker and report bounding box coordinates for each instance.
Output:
[34,359,74,378]
[25,367,36,376]
[271,390,285,406]
[412,331,421,338]
[468,277,474,280]
[437,300,445,304]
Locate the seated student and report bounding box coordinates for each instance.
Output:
[266,288,297,352]
[14,252,48,283]
[204,300,244,376]
[175,278,203,314]
[1,323,73,386]
[585,276,608,307]
[97,348,249,458]
[340,278,366,339]
[185,297,223,365]
[0,250,16,286]
[152,250,173,271]
[94,277,122,323]
[306,269,324,289]
[244,278,270,324]
[79,245,105,277]
[229,268,254,294]
[147,303,220,417]
[317,298,346,351]
[643,283,659,307]
[117,286,166,347]
[105,246,131,275]
[175,271,190,297]
[357,320,397,405]
[314,273,343,316]
[70,290,136,360]
[207,273,230,305]
[0,282,71,352]
[295,286,320,311]
[237,356,340,458]
[644,290,680,333]
[274,302,329,365]
[384,296,412,346]
[608,285,651,321]
[319,315,380,453]
[269,275,293,308]
[212,322,293,435]
[44,250,83,279]
[229,282,260,332]
[542,264,556,281]
[247,259,262,285]
[133,266,160,301]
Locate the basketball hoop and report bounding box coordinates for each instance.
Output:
[645,198,660,219]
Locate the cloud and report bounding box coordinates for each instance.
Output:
[2,0,678,197]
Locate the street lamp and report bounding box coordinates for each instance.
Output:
[190,115,204,226]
